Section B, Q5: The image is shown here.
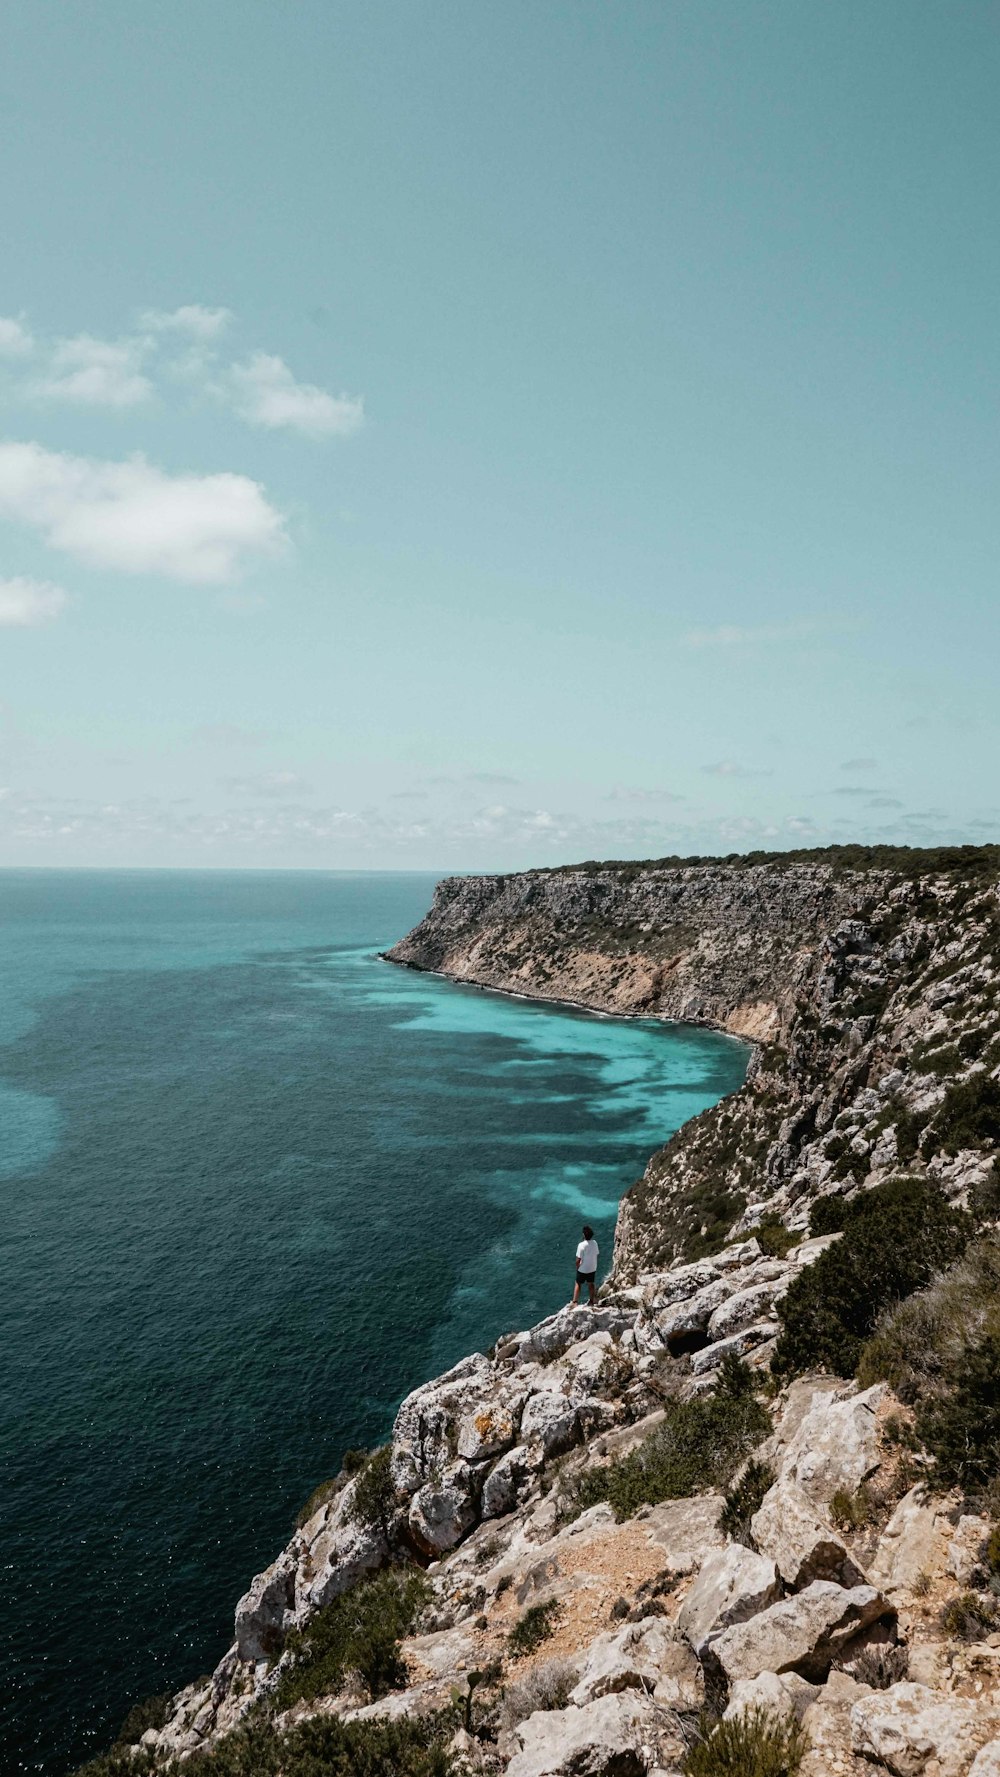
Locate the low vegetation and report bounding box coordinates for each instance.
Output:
[773,1177,972,1379]
[682,1705,809,1777]
[507,1598,563,1657]
[347,1444,396,1537]
[272,1566,430,1710]
[572,1356,770,1522]
[78,1714,459,1777]
[719,1459,774,1544]
[499,1656,577,1728]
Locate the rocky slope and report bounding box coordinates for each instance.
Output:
[106,847,1000,1777]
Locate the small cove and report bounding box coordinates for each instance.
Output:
[0,870,748,1775]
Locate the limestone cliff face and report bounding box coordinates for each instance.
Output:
[385,863,870,1043]
[388,860,1000,1283]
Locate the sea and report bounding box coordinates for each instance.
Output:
[0,870,749,1775]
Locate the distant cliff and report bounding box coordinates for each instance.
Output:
[386,849,1000,1280]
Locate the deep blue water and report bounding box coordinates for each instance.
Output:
[0,870,748,1775]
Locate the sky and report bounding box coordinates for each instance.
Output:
[0,0,998,870]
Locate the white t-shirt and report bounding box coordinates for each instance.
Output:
[576,1237,599,1273]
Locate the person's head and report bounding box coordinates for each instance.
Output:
[582,1225,593,1240]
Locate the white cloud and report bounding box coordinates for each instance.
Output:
[39,335,151,407]
[0,316,33,357]
[140,304,232,339]
[606,785,683,804]
[0,576,66,626]
[702,760,773,779]
[224,770,306,796]
[0,440,284,582]
[229,352,364,438]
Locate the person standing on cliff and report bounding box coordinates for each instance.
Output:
[572,1225,599,1307]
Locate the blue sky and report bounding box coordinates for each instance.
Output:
[1,1,997,868]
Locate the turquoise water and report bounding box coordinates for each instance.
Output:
[0,871,748,1775]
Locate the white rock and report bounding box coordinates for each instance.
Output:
[970,1745,1000,1777]
[677,1543,782,1654]
[708,1581,893,1685]
[506,1690,683,1777]
[850,1681,1000,1777]
[568,1618,674,1705]
[407,1460,477,1556]
[869,1485,951,1595]
[706,1279,789,1341]
[751,1477,866,1590]
[780,1383,888,1504]
[724,1669,817,1723]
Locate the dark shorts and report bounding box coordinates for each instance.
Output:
[577,1270,596,1284]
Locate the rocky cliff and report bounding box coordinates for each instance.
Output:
[91,846,1000,1777]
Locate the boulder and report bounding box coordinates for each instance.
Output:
[391,1354,493,1496]
[677,1543,782,1655]
[234,1547,298,1661]
[723,1670,817,1723]
[568,1618,673,1706]
[750,1478,866,1590]
[706,1279,789,1342]
[644,1494,726,1572]
[707,1581,894,1686]
[481,1445,541,1519]
[780,1383,887,1505]
[407,1461,477,1556]
[456,1400,519,1462]
[869,1486,951,1595]
[971,1747,1000,1777]
[689,1323,776,1374]
[506,1690,684,1777]
[850,1682,1000,1777]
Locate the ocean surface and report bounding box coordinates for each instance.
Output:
[0,870,749,1775]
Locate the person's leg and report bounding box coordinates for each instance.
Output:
[588,1279,596,1307]
[571,1276,581,1304]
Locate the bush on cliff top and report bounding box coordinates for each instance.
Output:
[773,1177,971,1380]
[859,1237,1000,1494]
[572,1355,770,1521]
[272,1566,430,1710]
[82,1712,458,1777]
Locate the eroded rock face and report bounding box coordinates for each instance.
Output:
[677,1543,782,1655]
[707,1581,894,1686]
[850,1682,1000,1777]
[750,1477,866,1591]
[506,1690,685,1777]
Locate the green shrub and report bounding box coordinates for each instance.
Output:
[753,1221,797,1258]
[295,1476,341,1528]
[926,1072,1000,1157]
[986,1525,1000,1573]
[179,1712,457,1776]
[719,1459,775,1544]
[75,1754,160,1777]
[829,1485,873,1532]
[347,1445,396,1537]
[773,1178,971,1380]
[114,1694,172,1747]
[507,1599,563,1656]
[682,1705,809,1776]
[574,1359,770,1522]
[939,1592,997,1641]
[273,1566,430,1710]
[808,1194,846,1237]
[916,1333,1000,1491]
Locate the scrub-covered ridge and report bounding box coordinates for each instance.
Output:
[83,846,1000,1777]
